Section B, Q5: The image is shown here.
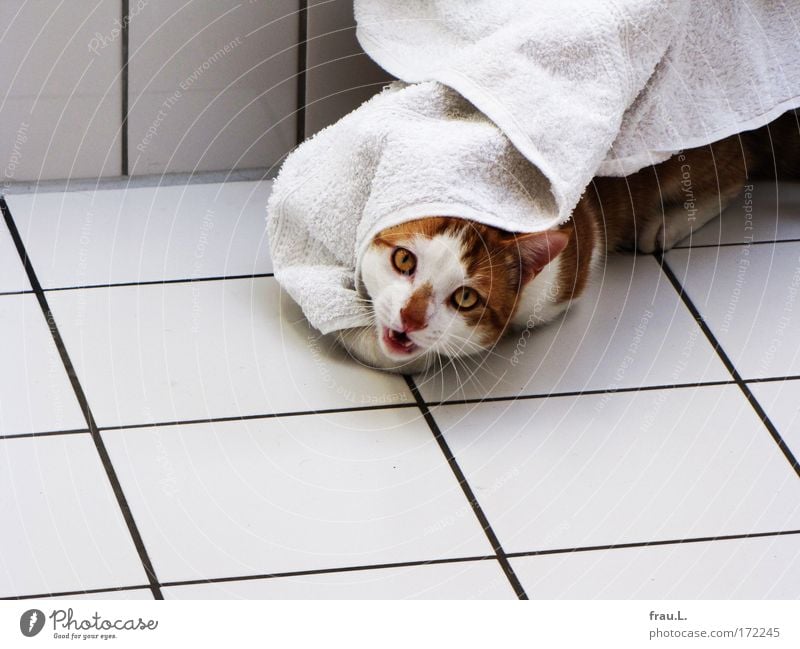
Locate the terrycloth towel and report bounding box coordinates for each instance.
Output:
[356,0,800,179]
[269,0,800,335]
[267,81,558,334]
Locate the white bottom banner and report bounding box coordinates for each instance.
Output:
[0,600,797,648]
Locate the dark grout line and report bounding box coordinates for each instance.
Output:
[161,554,497,590]
[506,529,800,560]
[673,237,800,250]
[2,584,152,601]
[121,0,129,176]
[404,375,529,600]
[0,428,89,441]
[56,381,757,436]
[0,289,36,297]
[296,0,308,145]
[98,401,420,432]
[657,252,800,478]
[1,197,164,600]
[8,528,800,599]
[9,376,793,442]
[42,272,275,293]
[427,379,738,408]
[744,374,800,385]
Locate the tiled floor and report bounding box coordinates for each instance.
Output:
[0,179,798,600]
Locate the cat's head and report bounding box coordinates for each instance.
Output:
[360,217,569,365]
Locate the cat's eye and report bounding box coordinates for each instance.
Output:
[450,286,480,310]
[392,247,417,275]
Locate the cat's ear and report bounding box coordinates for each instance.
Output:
[505,229,570,285]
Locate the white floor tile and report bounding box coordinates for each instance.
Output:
[676,182,800,248]
[49,589,154,600]
[46,278,412,428]
[163,561,514,599]
[511,534,800,598]
[6,181,273,289]
[666,241,800,379]
[0,435,148,598]
[417,255,729,403]
[101,410,492,582]
[0,219,30,293]
[749,379,800,461]
[0,294,85,435]
[433,385,800,555]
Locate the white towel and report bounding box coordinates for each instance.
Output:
[269,0,800,336]
[356,0,800,179]
[267,81,558,335]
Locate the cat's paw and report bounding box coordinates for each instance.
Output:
[636,214,689,253]
[637,217,691,253]
[637,200,724,253]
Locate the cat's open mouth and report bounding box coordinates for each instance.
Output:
[382,327,419,355]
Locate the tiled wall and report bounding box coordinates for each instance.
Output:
[0,0,389,183]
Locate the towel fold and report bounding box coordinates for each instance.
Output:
[356,0,800,178]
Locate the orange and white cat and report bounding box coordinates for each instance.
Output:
[337,112,800,372]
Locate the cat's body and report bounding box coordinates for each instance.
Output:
[337,112,800,372]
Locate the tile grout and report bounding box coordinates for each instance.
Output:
[673,237,800,250]
[0,196,165,600]
[404,375,529,600]
[6,528,798,600]
[42,272,274,293]
[6,375,799,441]
[296,0,308,145]
[656,252,800,478]
[505,528,800,559]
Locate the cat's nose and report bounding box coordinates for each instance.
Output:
[399,316,427,333]
[400,283,431,332]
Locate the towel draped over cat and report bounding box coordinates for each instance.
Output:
[268,0,800,336]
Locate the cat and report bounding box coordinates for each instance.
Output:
[336,111,800,373]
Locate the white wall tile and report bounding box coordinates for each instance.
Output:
[0,0,123,182]
[305,0,391,136]
[128,0,298,175]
